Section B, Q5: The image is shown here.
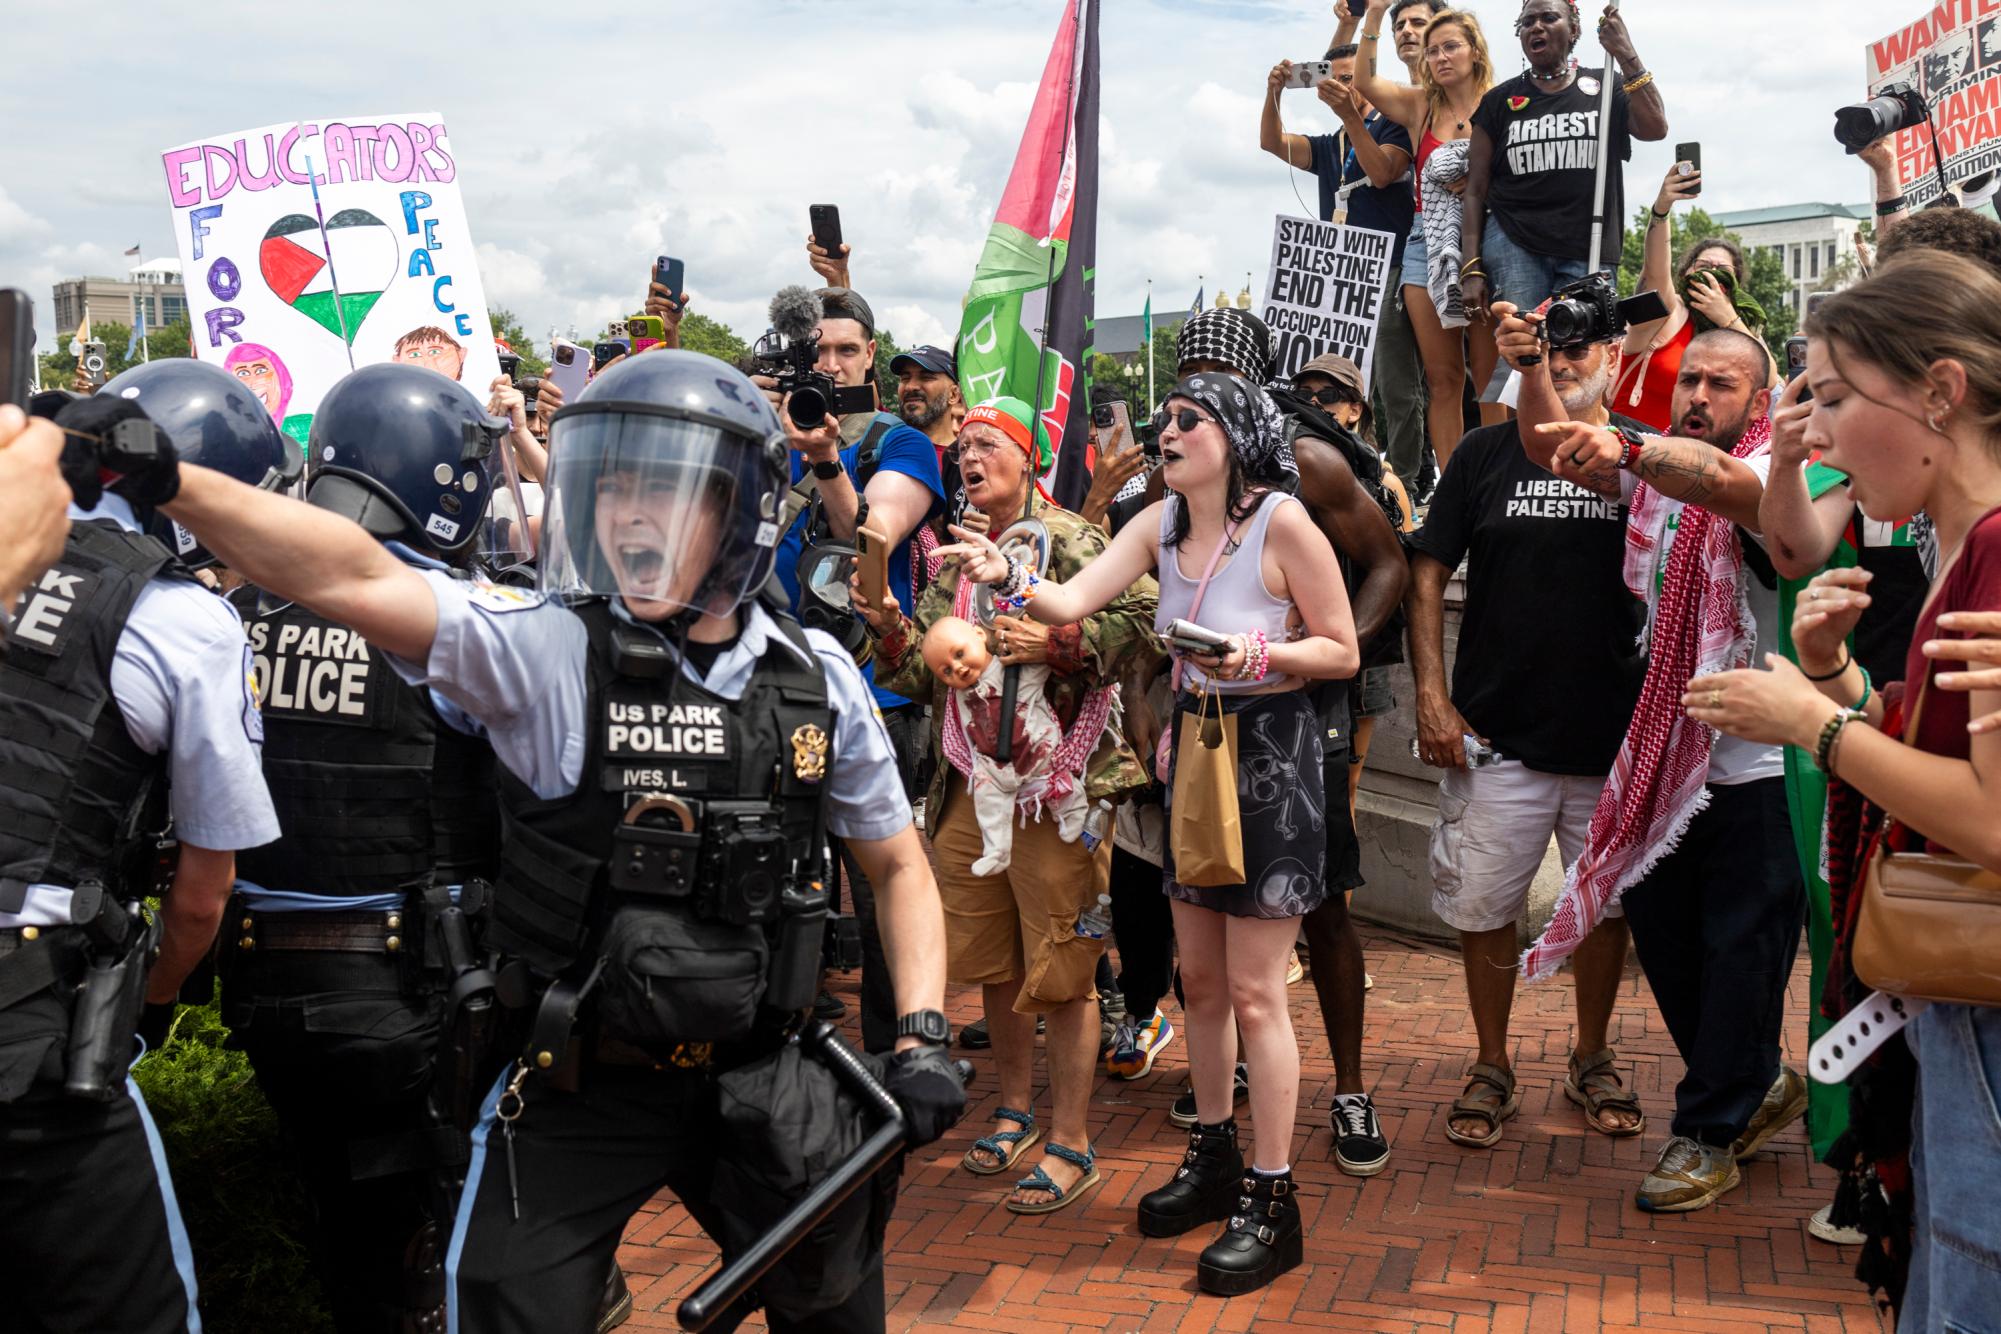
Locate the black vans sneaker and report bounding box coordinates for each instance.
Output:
[1330,1093,1390,1177]
[1170,1063,1249,1128]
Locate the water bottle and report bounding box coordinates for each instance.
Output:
[1075,892,1114,941]
[1079,799,1112,853]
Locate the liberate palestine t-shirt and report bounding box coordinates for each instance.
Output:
[1471,68,1633,263]
[1408,416,1648,775]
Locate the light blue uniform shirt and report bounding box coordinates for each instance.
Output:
[1,495,281,929]
[385,571,912,843]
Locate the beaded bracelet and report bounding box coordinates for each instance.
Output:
[998,570,1041,612]
[1623,70,1655,94]
[1813,708,1866,774]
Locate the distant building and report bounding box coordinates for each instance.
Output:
[1708,204,1870,315]
[52,258,188,338]
[1095,312,1186,358]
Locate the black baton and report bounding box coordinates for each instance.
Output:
[676,1021,907,1332]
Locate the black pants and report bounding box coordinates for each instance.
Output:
[0,990,200,1334]
[1621,778,1806,1146]
[830,702,925,1054]
[223,947,458,1333]
[1107,838,1176,1019]
[448,1062,892,1333]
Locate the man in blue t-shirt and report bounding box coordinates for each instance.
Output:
[1260,15,1432,495]
[758,284,944,1052]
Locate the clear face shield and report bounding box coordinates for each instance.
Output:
[539,409,783,618]
[476,431,540,575]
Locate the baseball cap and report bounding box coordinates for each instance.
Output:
[1295,353,1366,401]
[890,345,956,377]
[815,286,876,337]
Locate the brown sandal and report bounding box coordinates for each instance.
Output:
[1564,1048,1645,1138]
[1445,1062,1519,1149]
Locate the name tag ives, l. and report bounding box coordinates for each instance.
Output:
[602,701,732,792]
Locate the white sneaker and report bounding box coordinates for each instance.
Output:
[1808,1204,1866,1246]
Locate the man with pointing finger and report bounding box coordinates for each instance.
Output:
[1502,308,1808,1215]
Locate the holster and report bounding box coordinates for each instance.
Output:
[63,888,159,1102]
[424,880,500,1133]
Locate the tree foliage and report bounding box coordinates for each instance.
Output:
[1089,324,1182,412]
[39,318,193,386]
[678,312,749,366]
[1617,207,1796,361]
[489,308,549,377]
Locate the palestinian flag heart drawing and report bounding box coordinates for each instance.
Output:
[259,209,397,345]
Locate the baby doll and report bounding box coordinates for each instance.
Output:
[923,615,1085,875]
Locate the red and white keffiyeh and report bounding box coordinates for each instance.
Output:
[1520,414,1772,981]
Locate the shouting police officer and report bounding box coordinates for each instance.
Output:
[219,363,522,1333]
[1,365,287,1334]
[140,349,966,1332]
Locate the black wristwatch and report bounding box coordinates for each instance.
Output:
[811,457,844,481]
[895,1009,950,1045]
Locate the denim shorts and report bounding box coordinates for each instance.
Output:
[1401,221,1430,292]
[1904,1002,2001,1327]
[1481,217,1592,310]
[1355,666,1396,719]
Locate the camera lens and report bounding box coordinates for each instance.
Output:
[1543,299,1588,346]
[1834,99,1898,151]
[787,385,829,428]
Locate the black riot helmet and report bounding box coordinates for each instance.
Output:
[542,350,789,620]
[306,363,510,564]
[99,358,301,568]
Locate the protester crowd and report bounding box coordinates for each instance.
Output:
[6,1,2001,1330]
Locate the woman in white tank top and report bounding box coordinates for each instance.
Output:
[942,371,1358,1296]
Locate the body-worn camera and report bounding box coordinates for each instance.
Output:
[752,330,875,429]
[610,794,789,928]
[1537,272,1669,353]
[1836,82,1928,154]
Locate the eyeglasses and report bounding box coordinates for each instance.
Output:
[1300,384,1360,408]
[947,438,1007,463]
[1425,39,1468,58]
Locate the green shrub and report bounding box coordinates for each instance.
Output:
[132,991,334,1334]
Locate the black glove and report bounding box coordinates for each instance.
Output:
[53,395,180,508]
[136,1001,177,1055]
[883,1042,967,1148]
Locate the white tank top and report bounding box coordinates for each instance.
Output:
[1154,490,1300,694]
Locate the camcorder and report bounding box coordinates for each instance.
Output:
[753,286,875,429]
[1527,272,1668,363]
[1836,82,1928,154]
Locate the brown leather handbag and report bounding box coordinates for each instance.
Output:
[1850,675,2001,1005]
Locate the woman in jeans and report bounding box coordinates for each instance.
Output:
[1687,251,2001,1327]
[1353,1,1498,470]
[941,373,1358,1296]
[1460,1,1668,313]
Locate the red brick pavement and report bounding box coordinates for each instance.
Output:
[617,934,1887,1332]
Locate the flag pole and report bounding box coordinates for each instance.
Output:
[1586,2,1620,273]
[1145,277,1154,409]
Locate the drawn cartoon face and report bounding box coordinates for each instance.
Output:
[233,358,283,412]
[395,333,466,381]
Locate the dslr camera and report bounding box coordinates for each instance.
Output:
[1538,272,1668,352]
[752,286,876,430]
[1836,82,1928,154]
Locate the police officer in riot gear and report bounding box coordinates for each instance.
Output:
[1,379,283,1334]
[138,349,967,1333]
[219,362,518,1333]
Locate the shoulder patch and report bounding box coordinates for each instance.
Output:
[465,580,544,615]
[241,643,265,744]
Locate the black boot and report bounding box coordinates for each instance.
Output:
[1137,1120,1244,1237]
[1196,1169,1303,1296]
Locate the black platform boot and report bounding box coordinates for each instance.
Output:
[1137,1120,1245,1237]
[1196,1169,1303,1296]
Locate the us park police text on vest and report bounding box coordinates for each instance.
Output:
[247,620,374,717]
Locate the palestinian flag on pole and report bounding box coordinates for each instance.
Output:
[956,0,1100,509]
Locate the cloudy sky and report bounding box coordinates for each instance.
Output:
[2,0,1896,357]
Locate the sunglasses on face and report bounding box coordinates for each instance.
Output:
[1300,384,1361,408]
[1152,407,1216,435]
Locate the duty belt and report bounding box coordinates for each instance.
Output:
[0,925,85,1012]
[237,909,411,956]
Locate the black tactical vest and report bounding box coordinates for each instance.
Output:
[0,522,178,902]
[232,594,500,897]
[491,604,834,978]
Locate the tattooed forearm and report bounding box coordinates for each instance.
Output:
[1579,464,1622,498]
[1634,441,1721,507]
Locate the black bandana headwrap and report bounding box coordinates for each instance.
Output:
[1163,372,1294,480]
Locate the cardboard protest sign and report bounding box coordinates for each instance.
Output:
[1866,4,2001,208]
[160,113,500,450]
[1261,216,1395,387]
